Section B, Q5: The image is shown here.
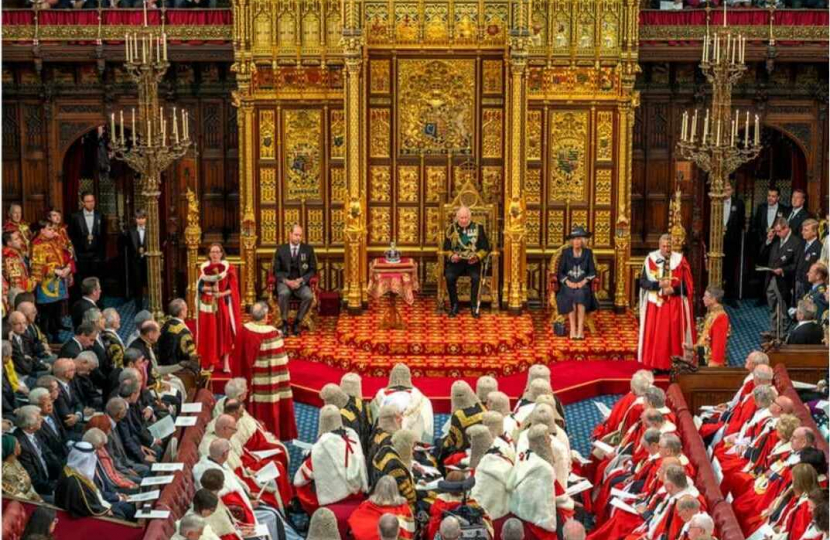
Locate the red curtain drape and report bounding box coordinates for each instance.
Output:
[790,140,807,193]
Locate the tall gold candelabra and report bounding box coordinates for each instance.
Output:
[110,28,192,319]
[677,23,762,289]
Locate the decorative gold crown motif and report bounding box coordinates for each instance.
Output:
[669,188,686,251]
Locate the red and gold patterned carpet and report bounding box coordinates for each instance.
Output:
[282,297,640,378]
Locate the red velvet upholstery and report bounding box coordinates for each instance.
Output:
[1,501,28,540]
[667,384,746,540]
[773,364,830,459]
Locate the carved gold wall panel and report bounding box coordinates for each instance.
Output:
[453,4,478,43]
[426,207,441,243]
[595,169,612,206]
[365,4,390,44]
[398,59,475,155]
[330,209,345,244]
[483,4,507,42]
[369,207,392,243]
[370,59,391,94]
[528,67,619,99]
[549,110,588,203]
[330,110,345,159]
[330,168,346,203]
[527,110,542,161]
[596,263,610,300]
[571,209,589,231]
[397,207,420,244]
[282,208,300,241]
[596,111,613,162]
[370,108,391,158]
[260,168,277,203]
[397,166,420,203]
[283,109,322,201]
[525,168,541,205]
[526,209,541,246]
[547,210,565,246]
[482,109,503,159]
[259,110,276,160]
[307,209,325,243]
[481,167,502,201]
[395,4,419,42]
[425,166,447,202]
[483,60,503,94]
[261,209,277,245]
[370,166,392,202]
[594,210,612,247]
[424,4,449,43]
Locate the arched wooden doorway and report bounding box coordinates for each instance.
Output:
[60,127,166,298]
[727,126,808,299]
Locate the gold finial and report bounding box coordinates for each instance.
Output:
[669,188,686,251]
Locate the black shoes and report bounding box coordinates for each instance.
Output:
[292,321,301,336]
[282,323,290,337]
[471,308,480,318]
[449,304,459,318]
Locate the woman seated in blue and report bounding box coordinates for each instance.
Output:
[556,226,598,340]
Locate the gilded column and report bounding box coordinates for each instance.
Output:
[184,188,202,314]
[505,22,529,314]
[342,19,366,313]
[614,96,636,312]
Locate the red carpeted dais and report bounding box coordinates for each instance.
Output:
[281,297,640,378]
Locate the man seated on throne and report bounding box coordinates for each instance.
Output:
[443,206,490,318]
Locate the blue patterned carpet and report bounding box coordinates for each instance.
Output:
[724,302,768,367]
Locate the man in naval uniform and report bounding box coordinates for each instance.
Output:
[443,206,490,318]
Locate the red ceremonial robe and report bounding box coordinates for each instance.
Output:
[587,489,668,540]
[699,379,755,439]
[734,455,798,535]
[721,435,785,497]
[638,251,696,370]
[234,322,298,441]
[593,393,637,441]
[594,455,662,524]
[197,260,242,370]
[774,494,813,540]
[347,500,415,540]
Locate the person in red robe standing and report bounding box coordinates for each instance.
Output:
[233,301,298,441]
[687,286,730,367]
[638,234,695,371]
[197,243,242,372]
[3,203,32,255]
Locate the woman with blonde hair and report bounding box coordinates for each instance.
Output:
[348,475,415,540]
[765,463,820,539]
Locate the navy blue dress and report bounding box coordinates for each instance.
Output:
[556,247,598,314]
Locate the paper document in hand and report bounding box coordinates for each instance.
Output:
[151,462,185,472]
[566,479,593,497]
[610,488,638,500]
[135,509,171,519]
[610,498,639,515]
[792,380,818,390]
[180,402,203,413]
[140,475,176,486]
[243,524,270,538]
[147,415,176,440]
[250,448,283,460]
[754,266,773,272]
[594,401,613,420]
[698,405,716,411]
[127,489,161,502]
[571,450,590,465]
[254,461,280,483]
[175,415,198,427]
[746,523,775,540]
[593,440,616,455]
[291,439,313,451]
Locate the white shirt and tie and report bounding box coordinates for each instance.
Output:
[723,198,732,227]
[24,431,49,473]
[789,207,803,223]
[291,243,299,259]
[766,203,779,229]
[137,226,145,246]
[83,210,96,235]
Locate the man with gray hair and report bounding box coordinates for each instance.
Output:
[100,307,126,372]
[73,350,103,409]
[105,396,148,478]
[687,513,715,539]
[562,519,586,540]
[443,205,490,318]
[437,515,462,540]
[271,223,317,336]
[787,298,824,344]
[174,513,206,540]
[377,513,400,540]
[234,300,298,440]
[158,298,199,367]
[28,386,68,460]
[127,309,153,346]
[13,404,60,497]
[501,517,525,540]
[17,301,55,365]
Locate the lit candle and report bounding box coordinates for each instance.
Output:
[754,114,759,146]
[156,37,161,63]
[741,35,745,63]
[716,119,721,147]
[744,111,749,147]
[173,107,179,144]
[726,33,731,64]
[691,109,698,143]
[143,0,148,27]
[132,108,136,144]
[703,109,709,144]
[142,36,147,64]
[181,109,186,140]
[682,112,687,141]
[162,117,166,145]
[111,113,115,138]
[125,34,130,62]
[163,33,167,61]
[730,120,735,147]
[120,110,125,144]
[148,119,152,145]
[731,34,736,64]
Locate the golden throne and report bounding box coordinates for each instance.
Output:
[547,243,601,333]
[435,166,500,310]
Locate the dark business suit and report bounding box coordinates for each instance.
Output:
[124,226,148,308]
[10,333,48,377]
[272,242,317,326]
[73,373,103,410]
[760,232,804,333]
[23,323,52,361]
[54,379,83,432]
[785,207,812,238]
[70,297,98,332]
[116,414,149,465]
[794,238,823,301]
[723,195,746,299]
[3,372,17,420]
[787,321,824,345]
[58,337,85,360]
[14,429,59,496]
[752,202,791,247]
[38,414,69,461]
[106,417,149,477]
[68,209,106,299]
